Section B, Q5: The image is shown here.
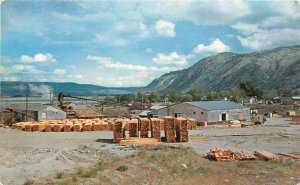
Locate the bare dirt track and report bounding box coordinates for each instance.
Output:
[0,118,299,185]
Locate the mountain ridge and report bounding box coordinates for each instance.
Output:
[144,45,300,92]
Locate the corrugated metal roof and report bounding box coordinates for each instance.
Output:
[150,105,167,110]
[8,104,62,112]
[186,101,246,110]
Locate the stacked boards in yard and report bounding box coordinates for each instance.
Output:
[164,116,176,143]
[32,123,47,132]
[129,119,138,137]
[113,120,124,143]
[175,117,188,142]
[150,118,161,141]
[187,118,197,129]
[139,118,150,138]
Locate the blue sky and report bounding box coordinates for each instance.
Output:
[1,0,300,87]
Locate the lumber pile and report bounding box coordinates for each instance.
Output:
[187,118,197,129]
[53,124,64,132]
[234,150,256,160]
[229,120,241,128]
[93,122,102,131]
[140,118,150,138]
[129,119,138,137]
[291,116,300,124]
[254,150,278,161]
[207,148,256,161]
[32,123,46,132]
[175,117,188,142]
[64,122,73,132]
[24,123,32,132]
[82,122,92,131]
[150,118,161,141]
[73,123,82,132]
[45,124,53,132]
[278,153,299,160]
[164,116,176,143]
[120,137,162,145]
[113,120,123,143]
[198,121,207,127]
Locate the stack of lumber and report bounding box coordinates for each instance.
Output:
[198,121,207,127]
[234,150,256,160]
[150,118,161,141]
[160,120,164,131]
[45,124,53,132]
[53,124,64,132]
[164,116,176,143]
[207,148,257,161]
[32,123,47,132]
[278,153,299,160]
[140,118,150,138]
[187,118,197,129]
[175,117,188,142]
[229,120,241,128]
[291,116,300,124]
[73,122,82,132]
[120,137,162,145]
[113,120,123,143]
[129,119,138,137]
[207,148,236,161]
[24,123,32,132]
[254,150,278,161]
[64,122,73,132]
[108,121,114,131]
[82,122,92,131]
[93,122,102,131]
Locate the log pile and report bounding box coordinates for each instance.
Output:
[64,123,73,132]
[254,150,278,161]
[164,116,176,143]
[53,124,64,132]
[150,118,161,141]
[129,119,138,137]
[82,122,92,131]
[140,118,150,138]
[32,123,46,132]
[73,123,82,132]
[175,117,188,142]
[45,124,53,132]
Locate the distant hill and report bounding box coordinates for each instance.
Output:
[144,45,300,92]
[0,81,140,96]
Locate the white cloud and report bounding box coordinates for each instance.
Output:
[13,64,43,74]
[192,39,231,54]
[20,53,56,63]
[152,52,188,66]
[231,23,260,35]
[237,28,300,50]
[155,19,176,37]
[145,48,153,53]
[87,55,178,72]
[53,68,66,75]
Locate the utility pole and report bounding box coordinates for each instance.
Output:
[25,84,29,122]
[49,90,52,105]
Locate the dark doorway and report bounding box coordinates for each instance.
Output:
[221,114,226,121]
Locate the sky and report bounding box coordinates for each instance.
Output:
[1,0,300,87]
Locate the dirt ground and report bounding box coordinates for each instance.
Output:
[0,118,299,185]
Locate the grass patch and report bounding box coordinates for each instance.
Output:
[79,169,98,178]
[56,171,64,179]
[23,179,34,185]
[76,167,84,176]
[58,179,72,185]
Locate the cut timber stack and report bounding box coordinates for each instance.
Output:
[83,122,92,131]
[32,123,46,132]
[140,118,150,138]
[93,122,101,131]
[53,124,64,132]
[101,122,109,131]
[129,119,138,137]
[187,118,197,129]
[64,123,73,132]
[207,148,236,161]
[234,150,256,160]
[164,116,176,143]
[73,123,82,132]
[278,153,299,160]
[113,120,123,143]
[24,124,32,132]
[45,124,53,132]
[175,117,188,142]
[150,118,161,141]
[254,150,278,161]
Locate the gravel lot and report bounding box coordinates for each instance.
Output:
[0,118,299,184]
